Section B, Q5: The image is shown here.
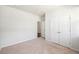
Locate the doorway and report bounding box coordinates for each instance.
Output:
[37,14,45,38]
[37,21,41,37]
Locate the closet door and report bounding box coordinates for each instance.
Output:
[59,9,70,47]
[49,8,70,46]
[58,8,70,47]
[45,7,71,47]
[45,12,59,43]
[71,8,79,51]
[50,8,71,47]
[50,14,60,43]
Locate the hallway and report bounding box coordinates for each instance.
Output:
[0,37,78,54]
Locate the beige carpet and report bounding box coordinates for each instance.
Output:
[0,37,78,54]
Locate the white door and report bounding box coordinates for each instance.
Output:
[50,15,60,43]
[50,8,70,47]
[45,7,71,47]
[48,10,61,43]
[45,13,59,42]
[59,9,70,47]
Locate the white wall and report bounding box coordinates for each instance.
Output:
[41,21,45,37]
[0,6,40,48]
[45,7,79,52]
[70,7,79,51]
[41,15,45,38]
[37,21,41,33]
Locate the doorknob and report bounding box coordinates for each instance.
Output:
[57,32,61,33]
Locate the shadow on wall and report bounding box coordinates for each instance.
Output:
[71,37,79,51]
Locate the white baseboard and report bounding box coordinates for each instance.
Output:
[46,39,79,53]
[1,37,37,48]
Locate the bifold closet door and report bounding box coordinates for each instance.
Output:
[45,12,59,42]
[50,8,70,47]
[45,8,71,48]
[71,8,79,51]
[50,15,60,43]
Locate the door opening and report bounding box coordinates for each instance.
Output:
[37,14,45,39]
[37,21,41,37]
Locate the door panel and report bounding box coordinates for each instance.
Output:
[50,8,70,47]
[46,7,71,48]
[50,15,60,43]
[59,14,70,47]
[58,8,70,47]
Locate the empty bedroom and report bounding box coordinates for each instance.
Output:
[0,5,79,54]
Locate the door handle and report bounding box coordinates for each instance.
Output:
[57,32,61,33]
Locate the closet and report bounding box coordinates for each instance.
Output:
[45,6,79,52]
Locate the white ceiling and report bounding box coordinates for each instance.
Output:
[8,5,59,16]
[8,5,79,16]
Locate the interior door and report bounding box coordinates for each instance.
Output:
[58,8,70,47]
[45,12,59,42]
[50,13,60,43]
[50,8,70,45]
[46,7,71,47]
